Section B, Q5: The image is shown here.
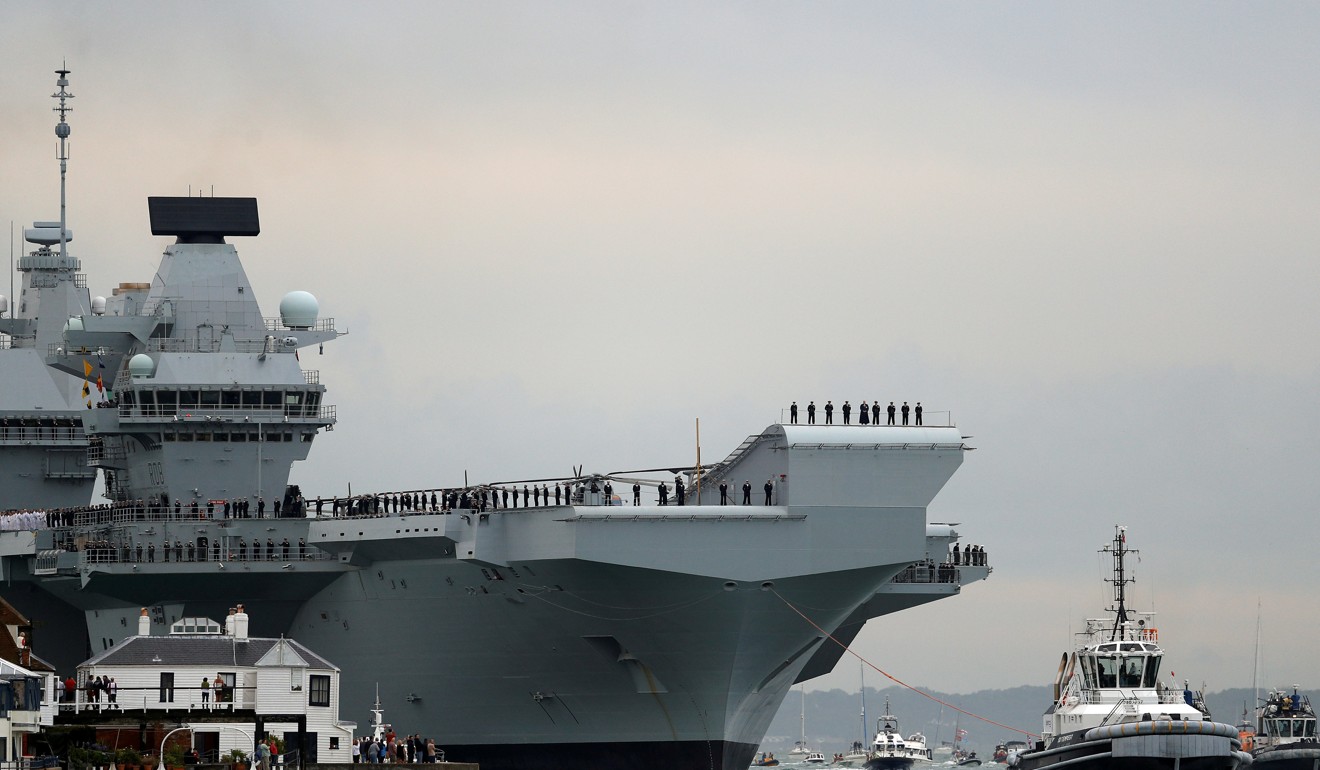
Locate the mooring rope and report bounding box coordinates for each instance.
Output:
[772,587,1040,739]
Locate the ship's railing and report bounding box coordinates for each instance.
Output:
[891,563,961,585]
[76,543,335,566]
[146,338,296,354]
[85,443,126,465]
[262,317,337,333]
[1072,689,1195,707]
[0,420,86,445]
[0,336,37,350]
[113,403,336,421]
[66,507,337,530]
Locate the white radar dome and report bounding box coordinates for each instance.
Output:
[128,353,155,378]
[64,316,84,333]
[91,296,107,315]
[280,291,319,329]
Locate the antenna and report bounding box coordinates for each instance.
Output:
[53,63,74,262]
[1101,525,1138,641]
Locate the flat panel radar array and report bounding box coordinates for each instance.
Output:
[148,197,260,242]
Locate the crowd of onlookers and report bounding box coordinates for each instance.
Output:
[352,732,442,763]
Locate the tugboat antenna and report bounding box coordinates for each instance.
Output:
[53,63,74,263]
[1102,525,1137,641]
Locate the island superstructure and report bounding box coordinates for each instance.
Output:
[0,66,97,509]
[0,68,992,770]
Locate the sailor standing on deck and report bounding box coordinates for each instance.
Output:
[825,401,834,424]
[808,401,816,424]
[658,482,669,505]
[764,479,773,505]
[790,401,798,424]
[675,476,685,506]
[742,480,752,505]
[902,402,910,425]
[632,483,640,505]
[719,482,728,505]
[888,401,896,425]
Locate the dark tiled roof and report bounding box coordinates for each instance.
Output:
[0,597,28,626]
[82,635,337,671]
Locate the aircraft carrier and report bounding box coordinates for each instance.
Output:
[0,69,991,770]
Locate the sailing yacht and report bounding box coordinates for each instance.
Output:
[790,684,811,756]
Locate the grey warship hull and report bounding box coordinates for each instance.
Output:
[1,434,984,770]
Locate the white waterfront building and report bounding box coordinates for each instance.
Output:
[76,605,355,762]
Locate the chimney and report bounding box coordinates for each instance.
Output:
[138,608,151,636]
[226,607,237,636]
[233,603,250,640]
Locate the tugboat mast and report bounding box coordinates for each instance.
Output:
[1102,524,1138,641]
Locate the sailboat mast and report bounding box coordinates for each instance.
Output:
[801,684,806,748]
[859,658,868,748]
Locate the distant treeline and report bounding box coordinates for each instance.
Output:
[763,685,1298,754]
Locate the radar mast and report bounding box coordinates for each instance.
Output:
[1102,524,1138,640]
[53,64,74,261]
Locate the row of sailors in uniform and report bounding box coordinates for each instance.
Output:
[950,543,987,566]
[315,483,598,516]
[0,510,50,531]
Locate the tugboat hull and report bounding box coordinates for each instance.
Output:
[1011,721,1252,769]
[1254,741,1320,768]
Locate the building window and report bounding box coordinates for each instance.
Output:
[308,675,330,707]
[329,738,339,750]
[159,672,175,703]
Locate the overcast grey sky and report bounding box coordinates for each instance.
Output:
[3,1,1317,710]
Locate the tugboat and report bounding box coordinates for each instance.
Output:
[1252,687,1319,767]
[1007,526,1252,769]
[864,698,933,768]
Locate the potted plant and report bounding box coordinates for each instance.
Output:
[225,749,248,770]
[117,747,143,770]
[162,745,186,770]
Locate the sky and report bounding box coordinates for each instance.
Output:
[2,1,1318,717]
